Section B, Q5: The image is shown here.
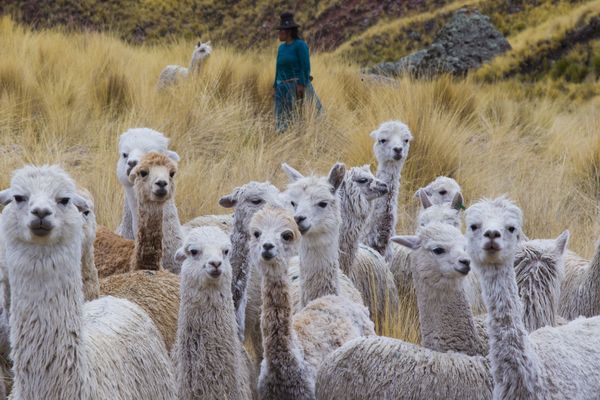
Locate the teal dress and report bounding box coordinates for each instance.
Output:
[274,39,322,132]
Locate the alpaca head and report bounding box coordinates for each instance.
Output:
[370,120,413,165]
[515,231,569,283]
[465,196,523,267]
[190,41,212,70]
[219,181,285,227]
[129,152,177,205]
[116,128,180,188]
[249,206,300,277]
[415,176,462,206]
[344,165,388,202]
[176,226,232,289]
[417,191,463,229]
[76,187,97,248]
[392,223,471,289]
[282,162,345,237]
[0,165,88,246]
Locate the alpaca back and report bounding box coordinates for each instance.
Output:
[84,296,175,399]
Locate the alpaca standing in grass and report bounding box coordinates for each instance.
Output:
[250,207,316,400]
[466,196,600,399]
[97,127,183,274]
[173,226,255,400]
[157,42,212,90]
[100,152,180,350]
[0,165,175,399]
[560,238,600,320]
[362,120,413,260]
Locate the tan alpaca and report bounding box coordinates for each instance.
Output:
[100,152,180,350]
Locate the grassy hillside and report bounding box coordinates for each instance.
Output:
[1,17,600,340]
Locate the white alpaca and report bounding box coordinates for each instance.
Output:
[173,226,255,400]
[414,176,462,206]
[362,120,413,260]
[560,239,600,320]
[466,196,600,399]
[99,127,183,273]
[157,41,212,90]
[416,190,463,229]
[0,165,175,399]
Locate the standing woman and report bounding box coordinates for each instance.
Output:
[273,12,322,133]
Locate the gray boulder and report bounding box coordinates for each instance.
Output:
[370,9,511,77]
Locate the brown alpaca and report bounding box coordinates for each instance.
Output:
[100,152,180,350]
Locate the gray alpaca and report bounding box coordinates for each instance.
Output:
[466,196,600,399]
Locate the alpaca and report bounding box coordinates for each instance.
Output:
[414,176,462,206]
[100,153,181,350]
[157,41,212,89]
[392,223,487,357]
[182,213,234,235]
[173,226,255,400]
[100,127,183,273]
[77,188,100,301]
[515,231,569,332]
[362,120,413,260]
[287,163,398,332]
[0,165,175,399]
[559,238,600,320]
[416,190,463,229]
[466,196,600,399]
[250,207,316,400]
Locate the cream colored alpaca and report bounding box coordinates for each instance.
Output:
[157,42,212,89]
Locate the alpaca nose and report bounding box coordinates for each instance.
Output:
[294,215,306,224]
[393,147,403,154]
[127,160,138,168]
[208,260,222,269]
[484,230,501,239]
[155,180,167,188]
[459,259,471,268]
[31,207,52,219]
[263,243,274,251]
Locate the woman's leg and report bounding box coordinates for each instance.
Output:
[275,82,296,133]
[306,83,323,114]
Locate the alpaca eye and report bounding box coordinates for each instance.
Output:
[140,170,148,177]
[439,190,447,195]
[58,197,70,206]
[378,139,387,144]
[190,249,198,256]
[83,210,90,216]
[281,231,294,241]
[290,201,297,208]
[253,231,261,238]
[223,249,229,256]
[13,195,26,203]
[318,201,328,208]
[122,153,128,158]
[470,224,479,231]
[169,171,175,178]
[356,178,368,184]
[251,199,263,205]
[432,247,445,255]
[404,139,409,144]
[508,226,516,233]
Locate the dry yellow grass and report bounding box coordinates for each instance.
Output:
[1,17,599,342]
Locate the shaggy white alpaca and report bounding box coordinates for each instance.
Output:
[466,196,600,399]
[362,120,413,261]
[157,42,212,90]
[414,176,462,206]
[173,226,255,400]
[102,127,182,273]
[0,165,175,399]
[560,238,600,320]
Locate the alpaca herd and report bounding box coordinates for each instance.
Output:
[0,120,599,400]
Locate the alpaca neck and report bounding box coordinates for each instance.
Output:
[7,239,93,399]
[478,261,550,398]
[125,185,138,236]
[118,198,135,240]
[364,162,402,260]
[586,240,600,308]
[161,198,183,273]
[414,273,485,356]
[176,278,241,400]
[299,231,340,306]
[131,198,164,271]
[230,214,251,315]
[81,237,100,301]
[338,182,370,275]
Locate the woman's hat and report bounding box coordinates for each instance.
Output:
[276,12,299,30]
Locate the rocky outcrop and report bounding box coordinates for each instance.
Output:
[370,9,511,77]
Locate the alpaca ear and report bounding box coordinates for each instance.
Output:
[219,188,239,208]
[281,163,304,182]
[205,40,211,46]
[555,230,570,255]
[369,129,379,139]
[0,189,13,206]
[175,247,187,263]
[451,192,465,211]
[72,193,91,213]
[328,163,346,193]
[418,189,432,209]
[166,150,180,162]
[391,235,421,250]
